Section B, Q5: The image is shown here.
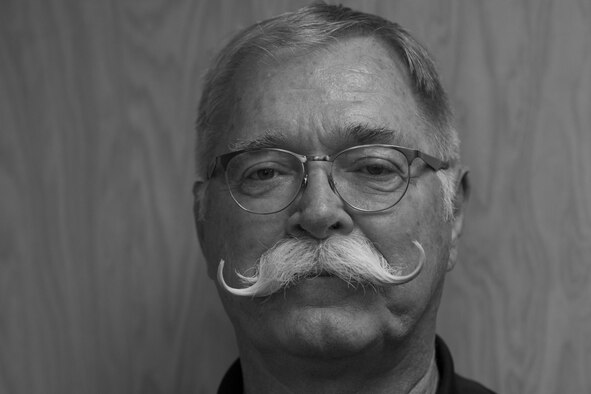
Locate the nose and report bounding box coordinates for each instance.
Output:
[286,165,354,239]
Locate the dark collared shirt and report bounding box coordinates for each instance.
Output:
[218,336,496,393]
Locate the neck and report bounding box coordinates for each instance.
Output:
[409,355,439,394]
[239,336,439,394]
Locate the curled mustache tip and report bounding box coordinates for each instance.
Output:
[217,259,243,296]
[387,240,425,284]
[217,259,274,297]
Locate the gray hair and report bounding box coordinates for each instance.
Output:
[195,3,460,219]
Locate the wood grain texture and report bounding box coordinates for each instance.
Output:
[1,0,589,393]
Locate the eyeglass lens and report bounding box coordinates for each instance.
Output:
[225,146,410,214]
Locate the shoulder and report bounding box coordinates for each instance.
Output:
[455,373,497,394]
[435,336,497,394]
[217,359,243,394]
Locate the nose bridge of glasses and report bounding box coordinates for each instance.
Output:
[301,155,338,195]
[305,154,332,162]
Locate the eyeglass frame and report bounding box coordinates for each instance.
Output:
[206,144,449,214]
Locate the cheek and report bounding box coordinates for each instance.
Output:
[357,213,418,267]
[200,188,288,280]
[355,181,451,272]
[353,194,451,317]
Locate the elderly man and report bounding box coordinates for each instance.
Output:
[193,4,494,394]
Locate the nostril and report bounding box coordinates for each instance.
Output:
[292,224,307,237]
[329,222,341,230]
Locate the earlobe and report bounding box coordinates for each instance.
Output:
[448,167,470,271]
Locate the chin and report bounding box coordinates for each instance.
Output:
[261,278,402,359]
[279,307,382,359]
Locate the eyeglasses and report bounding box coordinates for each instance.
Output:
[207,144,449,214]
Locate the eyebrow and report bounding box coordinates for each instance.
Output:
[338,123,414,147]
[226,123,416,153]
[228,130,290,151]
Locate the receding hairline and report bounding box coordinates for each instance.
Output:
[209,34,421,141]
[235,31,412,72]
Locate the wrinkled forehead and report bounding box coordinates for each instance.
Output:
[265,36,409,90]
[214,36,427,154]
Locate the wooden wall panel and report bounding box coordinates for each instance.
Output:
[1,0,589,393]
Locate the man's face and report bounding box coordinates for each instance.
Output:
[196,37,462,359]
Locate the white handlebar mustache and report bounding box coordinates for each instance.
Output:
[217,232,425,297]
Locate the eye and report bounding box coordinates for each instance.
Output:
[351,158,401,177]
[362,164,392,176]
[249,167,277,180]
[241,161,293,182]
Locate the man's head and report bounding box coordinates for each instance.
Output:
[193,3,469,388]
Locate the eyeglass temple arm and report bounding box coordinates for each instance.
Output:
[417,151,449,171]
[207,150,245,179]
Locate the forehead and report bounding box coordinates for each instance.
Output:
[218,36,427,154]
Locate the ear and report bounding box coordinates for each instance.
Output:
[192,180,207,246]
[193,180,220,280]
[447,167,470,271]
